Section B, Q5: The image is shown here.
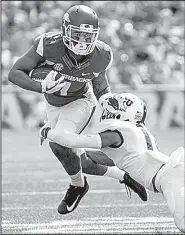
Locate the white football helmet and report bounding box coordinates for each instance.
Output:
[101,93,147,124]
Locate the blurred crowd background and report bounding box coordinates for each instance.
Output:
[2,1,185,130]
[2,1,184,86]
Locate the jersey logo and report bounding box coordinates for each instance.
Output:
[82,72,90,76]
[53,63,64,71]
[58,73,91,83]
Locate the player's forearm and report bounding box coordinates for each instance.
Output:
[8,70,42,93]
[92,71,111,100]
[97,87,113,105]
[96,87,111,101]
[47,129,102,149]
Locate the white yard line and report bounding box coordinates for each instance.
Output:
[2,179,69,184]
[2,189,129,196]
[2,203,167,211]
[2,217,178,234]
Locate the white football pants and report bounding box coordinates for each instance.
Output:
[45,86,97,134]
[155,147,185,233]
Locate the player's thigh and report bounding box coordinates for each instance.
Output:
[45,103,61,128]
[161,164,184,218]
[55,98,96,133]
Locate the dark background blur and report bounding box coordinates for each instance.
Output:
[2,1,184,85]
[2,1,185,131]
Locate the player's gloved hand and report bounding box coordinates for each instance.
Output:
[39,123,51,145]
[41,71,66,94]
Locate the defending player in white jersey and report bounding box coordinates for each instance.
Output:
[40,93,184,233]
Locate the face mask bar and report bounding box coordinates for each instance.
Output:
[63,24,100,55]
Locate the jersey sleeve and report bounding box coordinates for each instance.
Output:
[92,71,109,91]
[33,34,45,57]
[33,32,63,60]
[104,44,113,71]
[91,42,112,98]
[94,40,113,72]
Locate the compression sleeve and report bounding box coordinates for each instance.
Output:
[47,130,102,149]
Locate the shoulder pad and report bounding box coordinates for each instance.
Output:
[96,40,111,52]
[44,32,62,45]
[33,32,64,60]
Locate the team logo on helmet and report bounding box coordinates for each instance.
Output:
[121,98,133,111]
[107,97,119,110]
[107,97,133,112]
[53,63,64,71]
[101,109,117,121]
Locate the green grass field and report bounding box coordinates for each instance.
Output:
[2,128,184,234]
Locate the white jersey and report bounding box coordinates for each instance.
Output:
[91,119,169,191]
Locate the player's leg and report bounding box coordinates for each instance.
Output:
[44,103,83,182]
[81,149,147,201]
[46,98,96,214]
[161,164,184,233]
[52,98,96,182]
[156,163,185,233]
[45,102,84,184]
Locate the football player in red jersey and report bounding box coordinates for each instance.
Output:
[8,5,145,214]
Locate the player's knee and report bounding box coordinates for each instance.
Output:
[49,142,71,161]
[174,216,185,233]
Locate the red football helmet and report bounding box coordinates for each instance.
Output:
[62,5,100,55]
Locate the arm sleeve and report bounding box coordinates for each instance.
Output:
[91,44,113,100]
[47,130,102,149]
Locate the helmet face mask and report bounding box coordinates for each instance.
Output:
[100,93,147,125]
[63,23,99,55]
[62,6,100,55]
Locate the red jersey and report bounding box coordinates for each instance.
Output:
[33,32,112,106]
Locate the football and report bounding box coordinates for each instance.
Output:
[29,65,61,82]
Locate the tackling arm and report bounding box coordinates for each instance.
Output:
[40,127,121,149]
